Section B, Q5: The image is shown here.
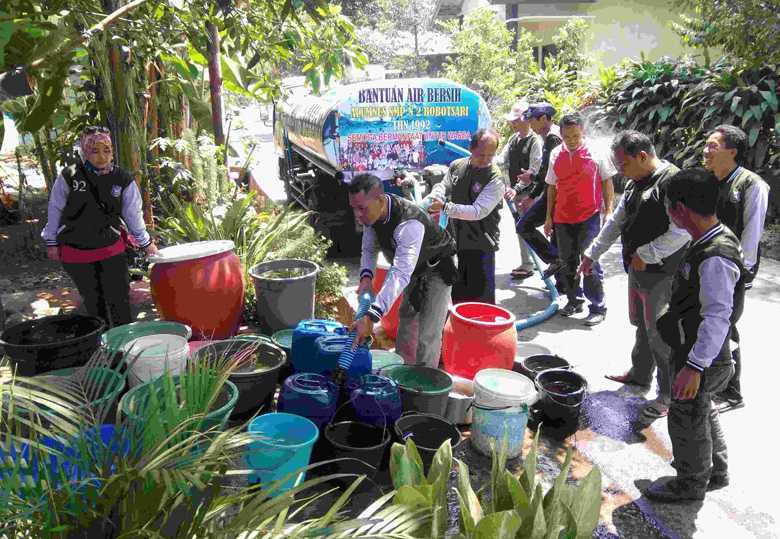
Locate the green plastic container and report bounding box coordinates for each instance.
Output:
[101,321,192,356]
[271,329,293,357]
[36,367,125,420]
[119,376,239,433]
[371,350,404,373]
[381,365,453,416]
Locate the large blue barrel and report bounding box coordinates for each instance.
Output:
[314,335,371,378]
[277,373,338,430]
[291,319,346,373]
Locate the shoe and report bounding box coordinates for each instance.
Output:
[641,400,669,420]
[511,267,534,280]
[707,473,729,491]
[541,261,563,281]
[604,373,649,387]
[644,479,705,502]
[559,301,584,317]
[583,312,605,326]
[714,388,744,412]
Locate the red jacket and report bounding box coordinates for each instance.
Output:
[551,144,603,224]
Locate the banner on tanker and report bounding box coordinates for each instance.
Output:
[279,78,491,182]
[327,79,491,180]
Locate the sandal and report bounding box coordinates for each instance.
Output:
[604,373,648,387]
[511,267,534,279]
[641,401,669,420]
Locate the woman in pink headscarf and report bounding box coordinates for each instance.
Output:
[41,126,158,327]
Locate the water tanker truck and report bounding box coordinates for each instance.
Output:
[273,77,491,255]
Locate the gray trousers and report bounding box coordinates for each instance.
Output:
[627,269,674,401]
[668,360,733,494]
[396,272,452,367]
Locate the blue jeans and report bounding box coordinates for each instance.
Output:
[554,212,605,313]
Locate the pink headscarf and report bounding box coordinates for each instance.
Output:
[79,130,114,175]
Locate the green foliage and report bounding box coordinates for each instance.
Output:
[671,0,780,69]
[444,13,595,125]
[595,56,780,172]
[156,192,347,321]
[390,438,452,538]
[0,350,426,537]
[390,430,602,539]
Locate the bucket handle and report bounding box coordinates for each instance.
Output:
[540,387,588,408]
[329,391,389,443]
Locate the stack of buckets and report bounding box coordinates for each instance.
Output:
[472,369,538,459]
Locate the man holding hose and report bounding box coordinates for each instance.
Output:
[348,174,458,367]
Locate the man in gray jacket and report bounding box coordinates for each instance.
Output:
[580,131,689,421]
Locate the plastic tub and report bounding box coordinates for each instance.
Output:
[517,354,571,380]
[122,334,189,388]
[0,314,106,375]
[393,412,461,472]
[193,338,285,419]
[473,368,538,409]
[247,413,319,493]
[381,365,452,417]
[101,321,192,357]
[119,377,239,434]
[250,259,320,334]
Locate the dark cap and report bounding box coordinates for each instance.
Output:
[523,102,556,120]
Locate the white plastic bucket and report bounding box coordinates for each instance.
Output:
[123,334,189,388]
[472,368,538,458]
[473,368,538,409]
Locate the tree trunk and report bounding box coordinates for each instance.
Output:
[142,60,159,227]
[206,21,225,147]
[32,130,54,191]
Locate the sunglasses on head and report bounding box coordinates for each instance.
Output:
[83,126,110,134]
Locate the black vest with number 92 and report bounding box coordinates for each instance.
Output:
[58,163,133,250]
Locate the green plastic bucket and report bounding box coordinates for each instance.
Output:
[381,365,452,416]
[35,367,126,421]
[119,377,239,433]
[371,350,404,373]
[101,321,192,358]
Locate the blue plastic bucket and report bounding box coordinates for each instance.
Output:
[471,404,529,459]
[291,319,346,373]
[247,413,319,493]
[277,373,338,430]
[314,335,371,378]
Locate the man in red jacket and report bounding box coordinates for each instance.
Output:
[543,113,616,325]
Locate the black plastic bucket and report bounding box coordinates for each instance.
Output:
[515,354,571,380]
[323,420,391,479]
[0,314,106,375]
[193,338,285,420]
[381,365,452,416]
[533,369,587,439]
[393,412,461,472]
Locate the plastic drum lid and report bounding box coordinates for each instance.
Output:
[474,368,538,406]
[147,240,235,264]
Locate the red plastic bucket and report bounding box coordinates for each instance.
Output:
[149,240,244,340]
[372,260,402,339]
[441,302,517,380]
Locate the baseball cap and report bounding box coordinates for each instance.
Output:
[504,100,530,122]
[523,102,556,120]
